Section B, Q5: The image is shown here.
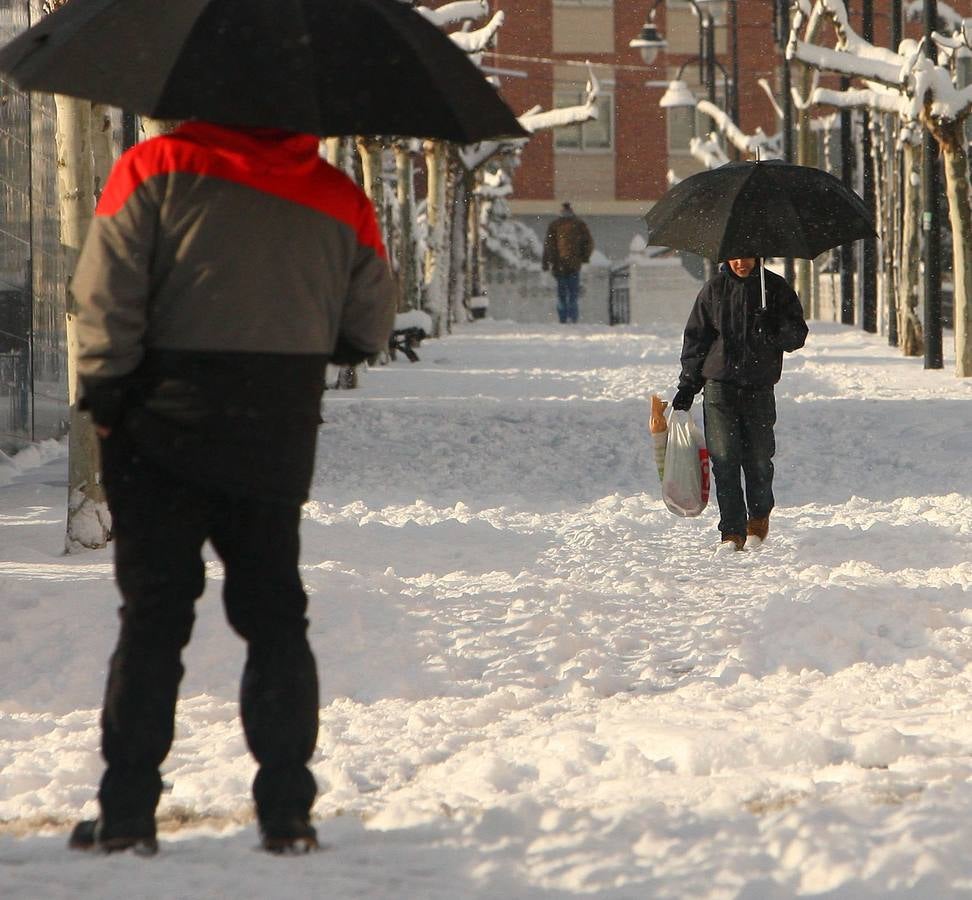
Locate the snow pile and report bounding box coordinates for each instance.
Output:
[1,320,971,898]
[394,308,434,333]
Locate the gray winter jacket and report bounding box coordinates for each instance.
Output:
[70,121,397,502]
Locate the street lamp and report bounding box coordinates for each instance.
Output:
[629,0,668,66]
[659,79,700,109]
[658,58,730,112]
[635,0,731,113]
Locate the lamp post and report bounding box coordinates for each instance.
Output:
[860,0,878,332]
[643,0,733,281]
[922,0,943,369]
[653,2,732,118]
[888,0,902,346]
[775,0,794,284]
[633,0,736,112]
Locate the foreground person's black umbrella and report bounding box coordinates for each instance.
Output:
[643,159,875,263]
[0,0,528,143]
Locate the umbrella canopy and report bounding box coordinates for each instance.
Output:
[0,0,527,143]
[643,159,875,262]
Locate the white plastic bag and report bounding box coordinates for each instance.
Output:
[661,410,710,517]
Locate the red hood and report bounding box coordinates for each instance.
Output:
[175,120,322,175]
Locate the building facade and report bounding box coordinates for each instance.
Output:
[487,0,906,261]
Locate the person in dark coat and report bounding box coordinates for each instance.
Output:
[542,201,594,324]
[671,257,808,551]
[67,121,397,855]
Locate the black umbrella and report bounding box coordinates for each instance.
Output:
[643,159,875,263]
[0,0,528,143]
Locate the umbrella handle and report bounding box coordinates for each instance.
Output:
[759,258,766,309]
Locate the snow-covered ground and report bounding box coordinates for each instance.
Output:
[1,319,971,898]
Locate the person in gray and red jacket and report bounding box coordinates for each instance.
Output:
[68,121,396,855]
[672,257,807,552]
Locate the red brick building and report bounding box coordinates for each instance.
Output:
[484,0,913,260]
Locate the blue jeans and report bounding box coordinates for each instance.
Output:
[702,381,776,538]
[555,272,580,323]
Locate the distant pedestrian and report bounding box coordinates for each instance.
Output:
[671,258,807,551]
[542,201,594,324]
[67,121,396,855]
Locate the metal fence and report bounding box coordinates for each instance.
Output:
[608,264,630,325]
[0,0,71,451]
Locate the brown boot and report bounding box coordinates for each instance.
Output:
[747,516,770,543]
[719,534,746,551]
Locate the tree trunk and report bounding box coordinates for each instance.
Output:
[90,104,113,201]
[467,169,482,303]
[936,120,972,376]
[796,60,815,316]
[326,137,359,181]
[448,160,468,327]
[899,140,924,356]
[356,137,387,246]
[869,113,888,336]
[394,142,419,312]
[56,94,111,552]
[423,140,450,336]
[885,115,900,346]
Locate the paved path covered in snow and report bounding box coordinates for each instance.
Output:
[1,320,971,898]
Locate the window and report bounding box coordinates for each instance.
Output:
[553,91,614,152]
[666,105,702,155]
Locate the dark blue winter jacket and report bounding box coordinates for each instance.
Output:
[677,262,808,394]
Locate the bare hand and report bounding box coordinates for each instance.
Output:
[94,425,112,439]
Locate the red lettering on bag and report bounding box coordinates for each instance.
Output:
[699,448,710,504]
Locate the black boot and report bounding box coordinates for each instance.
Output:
[259,818,318,854]
[68,819,159,856]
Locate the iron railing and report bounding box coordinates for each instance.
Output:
[608,264,630,325]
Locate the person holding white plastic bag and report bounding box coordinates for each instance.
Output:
[671,257,808,551]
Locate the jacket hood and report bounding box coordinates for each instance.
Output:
[175,121,322,176]
[719,260,762,282]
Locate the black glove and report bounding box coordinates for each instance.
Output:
[753,308,779,339]
[671,388,695,411]
[78,375,134,429]
[331,336,376,367]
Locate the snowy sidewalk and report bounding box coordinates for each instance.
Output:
[1,320,971,898]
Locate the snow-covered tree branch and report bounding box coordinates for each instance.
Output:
[416,0,489,28]
[788,0,972,375]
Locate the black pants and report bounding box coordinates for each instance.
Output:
[97,433,319,835]
[702,381,777,538]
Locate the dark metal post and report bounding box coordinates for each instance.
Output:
[705,14,717,108]
[779,0,795,284]
[888,0,902,345]
[839,102,855,321]
[729,0,740,125]
[122,112,138,151]
[697,9,705,86]
[26,87,35,440]
[860,0,878,332]
[923,0,943,368]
